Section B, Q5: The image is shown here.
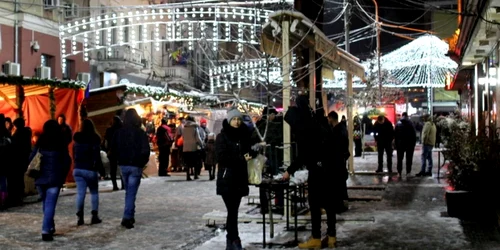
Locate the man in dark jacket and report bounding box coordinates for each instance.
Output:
[110,108,151,229]
[104,116,123,190]
[8,118,32,206]
[395,112,417,176]
[156,119,172,177]
[283,97,345,249]
[374,115,394,173]
[57,114,73,147]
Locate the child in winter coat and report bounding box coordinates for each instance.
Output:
[204,133,217,180]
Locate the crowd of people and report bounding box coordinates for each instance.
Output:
[0,101,443,247]
[0,109,152,241]
[373,112,437,177]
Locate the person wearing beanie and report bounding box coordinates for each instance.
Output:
[216,107,253,250]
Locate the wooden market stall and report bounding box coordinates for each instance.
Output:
[261,10,366,173]
[83,82,219,176]
[0,75,86,193]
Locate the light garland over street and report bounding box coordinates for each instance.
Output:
[324,35,458,89]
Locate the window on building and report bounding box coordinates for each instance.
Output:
[112,23,117,44]
[40,54,55,77]
[40,54,54,67]
[63,59,74,80]
[138,25,143,50]
[100,6,106,47]
[124,18,129,43]
[43,0,56,6]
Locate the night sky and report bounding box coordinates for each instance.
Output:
[324,0,431,59]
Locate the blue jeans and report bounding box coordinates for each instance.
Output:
[120,166,142,220]
[73,169,99,212]
[0,176,7,192]
[421,145,433,173]
[36,186,60,234]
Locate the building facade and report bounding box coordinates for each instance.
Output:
[0,0,89,80]
[447,0,499,134]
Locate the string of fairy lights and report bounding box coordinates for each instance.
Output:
[324,35,458,89]
[59,3,276,74]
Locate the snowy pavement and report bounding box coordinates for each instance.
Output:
[1,147,499,249]
[0,174,225,250]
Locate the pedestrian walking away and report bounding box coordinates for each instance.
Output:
[29,120,71,241]
[395,112,417,177]
[110,109,151,229]
[103,116,124,191]
[374,115,394,173]
[417,114,437,177]
[73,119,105,226]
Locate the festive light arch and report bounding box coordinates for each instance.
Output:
[58,1,286,75]
[324,35,458,88]
[208,57,299,94]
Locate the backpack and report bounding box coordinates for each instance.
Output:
[161,125,174,147]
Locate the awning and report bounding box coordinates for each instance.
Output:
[87,97,153,117]
[260,10,366,80]
[446,68,472,91]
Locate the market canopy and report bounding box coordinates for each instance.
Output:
[325,34,458,88]
[260,10,366,80]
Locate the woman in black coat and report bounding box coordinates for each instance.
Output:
[216,108,253,250]
[29,120,71,241]
[110,109,150,229]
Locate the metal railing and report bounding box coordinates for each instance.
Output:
[96,46,143,65]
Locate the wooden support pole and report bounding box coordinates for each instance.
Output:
[282,20,291,168]
[48,87,56,120]
[16,85,24,118]
[309,47,316,108]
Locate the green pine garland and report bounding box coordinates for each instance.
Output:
[0,75,86,89]
[122,83,219,107]
[49,87,56,119]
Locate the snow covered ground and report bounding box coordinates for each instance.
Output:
[0,148,498,249]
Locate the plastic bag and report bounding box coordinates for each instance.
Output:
[247,154,267,185]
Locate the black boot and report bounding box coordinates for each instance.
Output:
[233,239,243,250]
[121,218,134,229]
[42,233,54,241]
[76,211,84,226]
[91,210,102,225]
[225,239,234,250]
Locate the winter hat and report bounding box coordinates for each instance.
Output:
[200,118,207,125]
[226,107,242,122]
[208,132,215,140]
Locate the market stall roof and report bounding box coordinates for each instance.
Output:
[90,83,220,105]
[87,97,153,117]
[0,75,85,108]
[260,10,366,80]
